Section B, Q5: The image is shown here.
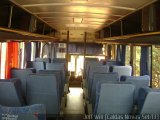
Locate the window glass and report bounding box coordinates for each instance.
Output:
[0,43,7,79]
[125,45,131,66]
[152,46,160,88]
[134,46,141,76]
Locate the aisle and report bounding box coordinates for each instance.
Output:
[64,87,84,120]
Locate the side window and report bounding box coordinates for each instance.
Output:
[125,45,131,66]
[133,46,141,76]
[31,42,36,61]
[152,46,160,88]
[0,43,7,79]
[19,42,25,69]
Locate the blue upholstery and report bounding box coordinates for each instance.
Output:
[137,87,160,114]
[11,69,33,96]
[32,62,45,72]
[38,70,63,99]
[120,75,150,103]
[0,104,46,120]
[35,58,51,63]
[83,59,99,79]
[90,73,119,108]
[87,66,109,98]
[112,66,132,80]
[0,78,24,107]
[26,74,60,115]
[94,82,135,114]
[85,61,102,83]
[46,63,66,84]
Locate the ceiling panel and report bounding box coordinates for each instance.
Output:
[12,0,155,9]
[10,0,157,35]
[24,6,130,16]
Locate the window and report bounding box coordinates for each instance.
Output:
[133,46,141,76]
[152,46,160,88]
[0,43,7,79]
[31,42,36,61]
[125,45,131,66]
[19,42,25,69]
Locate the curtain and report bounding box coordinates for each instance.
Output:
[68,43,103,55]
[116,45,121,62]
[35,42,41,58]
[121,45,126,66]
[140,46,149,75]
[5,42,19,78]
[107,45,112,59]
[25,42,32,62]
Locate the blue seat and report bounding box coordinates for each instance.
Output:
[94,82,135,115]
[11,69,33,97]
[112,66,132,80]
[120,75,150,103]
[35,58,51,63]
[90,73,119,108]
[0,104,46,120]
[32,62,45,72]
[38,70,64,99]
[137,87,160,114]
[46,63,66,84]
[87,66,109,98]
[0,78,24,107]
[83,59,99,79]
[84,61,102,85]
[26,74,60,116]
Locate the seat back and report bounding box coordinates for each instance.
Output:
[120,75,150,103]
[112,66,132,80]
[85,61,102,81]
[87,66,109,97]
[32,62,45,72]
[0,104,46,120]
[83,59,99,79]
[26,74,60,115]
[35,58,51,63]
[11,69,33,96]
[137,87,160,114]
[94,82,135,114]
[90,72,119,107]
[46,63,66,84]
[38,70,63,99]
[0,78,24,107]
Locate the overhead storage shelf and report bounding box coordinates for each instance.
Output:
[97,31,160,45]
[0,27,58,41]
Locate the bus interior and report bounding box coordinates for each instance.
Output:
[0,0,160,120]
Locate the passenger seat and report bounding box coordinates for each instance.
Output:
[0,78,24,107]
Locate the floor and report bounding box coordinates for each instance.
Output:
[64,87,85,120]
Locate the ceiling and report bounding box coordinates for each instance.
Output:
[10,0,156,31]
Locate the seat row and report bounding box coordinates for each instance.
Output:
[35,58,67,64]
[0,62,69,119]
[91,81,160,117]
[82,59,160,116]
